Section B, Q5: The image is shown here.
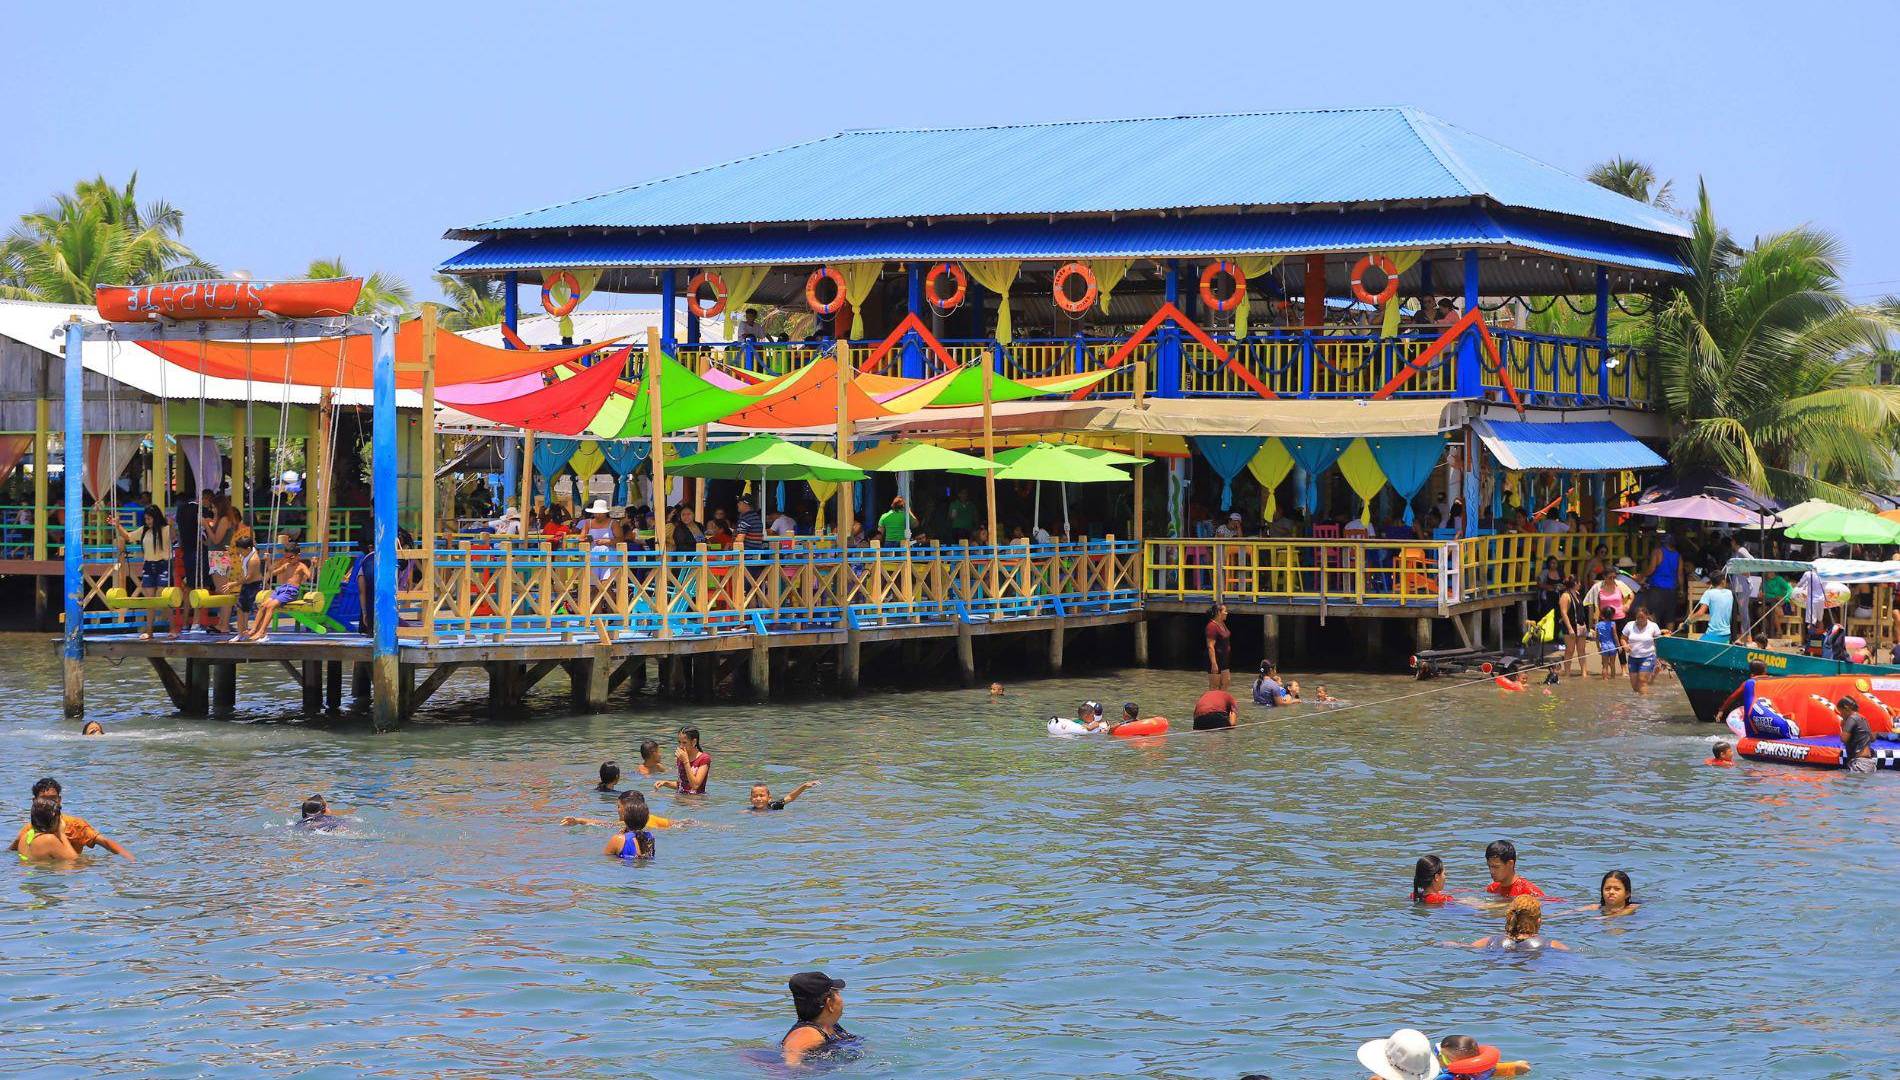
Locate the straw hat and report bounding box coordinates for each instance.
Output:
[588,499,611,516]
[1357,1029,1441,1080]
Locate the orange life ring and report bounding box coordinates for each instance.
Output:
[1052,262,1097,315]
[805,267,846,315]
[1444,1045,1502,1076]
[686,271,728,318]
[1350,254,1400,306]
[924,262,966,312]
[541,270,582,317]
[1198,260,1245,313]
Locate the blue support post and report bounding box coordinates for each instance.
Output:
[685,271,702,346]
[903,264,924,379]
[60,319,85,716]
[1158,260,1183,398]
[500,272,520,505]
[1594,265,1611,403]
[502,271,518,331]
[370,317,400,730]
[1457,249,1481,397]
[659,269,677,352]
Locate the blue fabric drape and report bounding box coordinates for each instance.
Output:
[599,441,646,476]
[1283,437,1348,513]
[1366,437,1444,523]
[1192,436,1266,510]
[532,438,579,501]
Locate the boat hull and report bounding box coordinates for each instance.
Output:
[1655,636,1900,723]
[96,279,363,321]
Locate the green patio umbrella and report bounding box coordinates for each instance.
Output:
[667,434,867,483]
[847,440,999,473]
[955,443,1133,537]
[1774,498,1845,527]
[991,442,1148,468]
[1783,506,1900,544]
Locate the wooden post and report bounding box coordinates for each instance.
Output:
[1133,618,1150,666]
[313,388,333,559]
[647,329,670,637]
[1049,618,1066,672]
[955,620,976,685]
[32,394,48,563]
[981,345,999,597]
[212,661,237,712]
[1263,612,1280,659]
[149,392,168,501]
[694,349,709,525]
[517,430,535,538]
[750,638,771,701]
[419,304,439,567]
[230,406,246,511]
[835,341,854,548]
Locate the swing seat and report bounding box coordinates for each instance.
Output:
[105,587,183,611]
[190,588,237,609]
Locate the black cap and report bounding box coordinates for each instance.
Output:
[789,971,845,999]
[1122,701,1138,716]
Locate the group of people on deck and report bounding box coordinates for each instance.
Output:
[107,490,317,642]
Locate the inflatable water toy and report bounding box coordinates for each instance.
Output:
[1110,717,1169,738]
[1046,717,1105,737]
[1494,675,1526,691]
[1720,674,1900,770]
[96,278,362,321]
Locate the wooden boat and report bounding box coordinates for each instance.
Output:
[96,278,363,321]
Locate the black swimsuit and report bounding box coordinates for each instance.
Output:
[783,1021,860,1055]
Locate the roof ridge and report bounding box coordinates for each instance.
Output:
[1397,107,1484,195]
[836,105,1407,137]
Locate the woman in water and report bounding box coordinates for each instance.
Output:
[603,797,656,860]
[1585,870,1638,917]
[1251,660,1301,706]
[1453,895,1568,951]
[653,727,711,795]
[1410,854,1454,905]
[16,798,80,863]
[1556,574,1586,677]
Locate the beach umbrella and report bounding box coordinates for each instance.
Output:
[667,434,867,483]
[957,444,1133,537]
[847,441,999,473]
[1782,506,1900,544]
[992,443,1150,468]
[1775,498,1845,527]
[1879,508,1900,524]
[1616,495,1777,527]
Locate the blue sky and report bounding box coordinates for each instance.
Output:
[5,2,1896,306]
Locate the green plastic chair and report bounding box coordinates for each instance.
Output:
[283,554,354,635]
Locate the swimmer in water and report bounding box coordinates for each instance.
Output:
[1438,1034,1531,1077]
[596,760,622,792]
[1453,894,1567,951]
[750,780,819,811]
[1706,742,1735,767]
[7,778,133,861]
[1314,685,1333,703]
[989,682,1005,697]
[1483,839,1546,899]
[1585,870,1638,917]
[1250,660,1301,706]
[16,798,79,863]
[604,797,655,861]
[296,794,343,832]
[781,970,861,1067]
[81,720,104,736]
[635,739,665,777]
[561,789,675,829]
[1191,687,1240,730]
[653,727,710,795]
[1410,854,1454,905]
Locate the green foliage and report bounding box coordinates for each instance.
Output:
[0,173,217,302]
[434,273,505,331]
[305,257,411,316]
[1587,157,1675,210]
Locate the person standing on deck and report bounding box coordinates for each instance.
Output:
[877,497,914,546]
[735,496,766,550]
[1691,569,1735,645]
[1726,534,1758,640]
[1204,603,1232,690]
[1639,533,1682,626]
[947,489,977,542]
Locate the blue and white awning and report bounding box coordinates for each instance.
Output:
[1723,558,1900,584]
[1472,419,1665,472]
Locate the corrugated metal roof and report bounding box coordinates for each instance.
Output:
[451,107,1687,241]
[460,309,724,348]
[1473,418,1666,472]
[440,206,1686,280]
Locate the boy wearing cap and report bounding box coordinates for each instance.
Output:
[782,970,859,1066]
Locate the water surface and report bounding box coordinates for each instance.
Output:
[4,636,1895,1078]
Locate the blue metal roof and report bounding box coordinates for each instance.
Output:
[440,206,1686,278]
[1473,419,1667,472]
[450,108,1688,242]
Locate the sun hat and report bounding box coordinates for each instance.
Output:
[588,499,611,515]
[1615,556,1636,569]
[1357,1028,1441,1080]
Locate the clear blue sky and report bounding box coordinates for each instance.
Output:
[6,2,1896,305]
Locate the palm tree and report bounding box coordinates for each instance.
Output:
[307,257,411,315]
[0,173,216,302]
[1653,181,1900,502]
[434,273,504,331]
[1587,157,1675,210]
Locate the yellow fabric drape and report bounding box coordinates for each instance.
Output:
[1336,438,1388,524]
[717,265,772,338]
[1231,255,1285,339]
[1086,259,1135,315]
[806,441,839,530]
[568,440,606,481]
[1246,438,1295,520]
[839,263,883,338]
[549,269,603,340]
[1377,250,1424,337]
[962,260,1020,343]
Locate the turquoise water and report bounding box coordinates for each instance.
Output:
[4,636,1897,1078]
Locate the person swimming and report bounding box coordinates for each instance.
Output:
[561,789,675,830]
[750,781,819,812]
[781,970,861,1067]
[296,794,342,832]
[1455,895,1568,952]
[1589,870,1638,916]
[1483,840,1546,899]
[1411,854,1453,905]
[1705,742,1736,767]
[1314,686,1333,703]
[635,739,665,777]
[16,797,79,863]
[596,760,622,792]
[989,682,1005,697]
[80,720,104,736]
[654,727,710,795]
[8,777,133,860]
[1438,1034,1531,1077]
[604,797,655,860]
[1250,660,1300,706]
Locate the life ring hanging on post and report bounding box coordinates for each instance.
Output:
[1199,260,1245,313]
[1350,254,1400,307]
[542,270,582,317]
[1053,262,1097,315]
[924,262,966,313]
[806,267,846,315]
[686,270,728,318]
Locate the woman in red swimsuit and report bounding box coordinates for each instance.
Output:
[654,727,711,795]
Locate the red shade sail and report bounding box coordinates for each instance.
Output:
[443,349,629,435]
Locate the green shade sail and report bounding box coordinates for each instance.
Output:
[921,364,1117,407]
[562,351,762,439]
[667,434,867,482]
[1782,507,1900,544]
[847,441,999,473]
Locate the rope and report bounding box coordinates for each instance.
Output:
[1610,294,1653,317]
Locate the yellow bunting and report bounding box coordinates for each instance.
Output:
[806,442,839,531]
[1230,255,1285,339]
[1085,259,1135,314]
[1246,438,1294,521]
[962,260,1021,343]
[1377,251,1424,338]
[1336,438,1388,524]
[567,440,606,481]
[839,263,883,338]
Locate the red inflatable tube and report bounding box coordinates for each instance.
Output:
[1736,736,1845,768]
[1113,717,1169,738]
[1495,675,1526,692]
[1443,1044,1501,1077]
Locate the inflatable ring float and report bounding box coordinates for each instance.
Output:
[686,270,728,318]
[1111,716,1169,738]
[924,262,966,313]
[1198,260,1245,313]
[1350,254,1400,307]
[1047,717,1106,737]
[541,270,582,317]
[805,267,846,316]
[1052,262,1097,315]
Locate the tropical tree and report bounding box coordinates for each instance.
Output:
[1588,156,1675,210]
[0,173,216,302]
[1652,182,1900,502]
[433,273,505,330]
[306,256,411,315]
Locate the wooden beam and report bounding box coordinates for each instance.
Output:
[313,387,333,559]
[836,341,853,547]
[409,661,466,711]
[147,657,189,711]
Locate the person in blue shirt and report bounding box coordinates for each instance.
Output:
[1593,605,1621,680]
[1692,569,1735,644]
[1250,659,1301,706]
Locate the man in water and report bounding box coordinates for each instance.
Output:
[1838,697,1876,774]
[296,794,343,832]
[561,789,675,830]
[1483,839,1545,898]
[1191,687,1239,731]
[750,780,820,812]
[81,721,105,736]
[7,777,134,860]
[781,970,860,1067]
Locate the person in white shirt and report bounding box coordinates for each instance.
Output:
[1214,512,1244,539]
[1620,605,1665,695]
[1031,523,1054,545]
[768,509,798,537]
[1535,513,1571,534]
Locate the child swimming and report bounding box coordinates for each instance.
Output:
[1410,854,1453,905]
[1586,870,1638,916]
[1437,1034,1530,1077]
[1452,895,1568,952]
[604,797,656,860]
[1705,742,1735,767]
[561,789,675,829]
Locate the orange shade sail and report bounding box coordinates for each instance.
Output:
[446,350,629,435]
